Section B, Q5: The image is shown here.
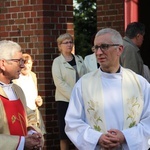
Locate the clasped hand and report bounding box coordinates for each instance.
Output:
[25,133,44,150]
[35,96,43,107]
[98,129,125,150]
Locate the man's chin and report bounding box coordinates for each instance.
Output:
[14,75,20,79]
[99,62,106,67]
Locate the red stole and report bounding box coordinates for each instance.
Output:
[0,95,27,136]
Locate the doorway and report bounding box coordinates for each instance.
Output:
[139,0,150,68]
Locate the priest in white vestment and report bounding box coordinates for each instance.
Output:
[65,28,150,150]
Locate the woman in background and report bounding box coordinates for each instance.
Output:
[13,53,46,135]
[52,33,87,150]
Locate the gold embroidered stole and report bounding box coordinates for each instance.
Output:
[82,69,143,133]
[122,68,143,129]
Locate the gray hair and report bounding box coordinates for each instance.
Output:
[0,40,22,60]
[95,28,123,45]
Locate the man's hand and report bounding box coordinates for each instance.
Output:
[35,96,43,107]
[98,133,120,149]
[25,133,44,150]
[107,129,125,144]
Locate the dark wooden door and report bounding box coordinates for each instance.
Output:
[139,0,150,68]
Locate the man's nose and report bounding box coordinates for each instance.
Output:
[20,63,25,68]
[96,47,103,54]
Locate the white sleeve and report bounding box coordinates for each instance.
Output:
[17,129,38,150]
[17,136,25,150]
[65,79,102,150]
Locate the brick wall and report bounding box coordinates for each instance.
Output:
[96,0,124,36]
[0,0,74,149]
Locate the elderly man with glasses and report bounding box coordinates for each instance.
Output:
[0,40,44,150]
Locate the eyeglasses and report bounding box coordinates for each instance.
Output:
[61,41,73,45]
[6,58,25,65]
[92,44,120,52]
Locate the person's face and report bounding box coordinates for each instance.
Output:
[94,33,123,72]
[136,33,144,47]
[0,51,24,83]
[21,59,33,75]
[59,38,73,53]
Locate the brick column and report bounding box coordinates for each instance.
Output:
[0,0,74,149]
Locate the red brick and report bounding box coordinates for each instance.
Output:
[0,32,9,37]
[31,24,37,29]
[33,5,43,11]
[9,7,20,13]
[0,26,5,31]
[24,12,30,17]
[11,1,17,6]
[24,0,30,5]
[12,25,18,30]
[31,12,37,17]
[22,30,34,36]
[5,26,11,31]
[21,6,33,11]
[0,14,5,20]
[10,31,20,36]
[17,0,23,6]
[34,18,43,23]
[18,37,25,42]
[0,2,3,7]
[5,2,10,7]
[18,13,24,18]
[12,13,17,18]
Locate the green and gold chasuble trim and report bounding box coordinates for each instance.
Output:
[82,68,143,133]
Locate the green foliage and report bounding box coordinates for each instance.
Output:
[74,0,97,58]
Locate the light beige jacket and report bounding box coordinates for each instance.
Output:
[52,54,87,102]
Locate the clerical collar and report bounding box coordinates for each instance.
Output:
[0,81,13,87]
[100,67,120,73]
[116,67,120,73]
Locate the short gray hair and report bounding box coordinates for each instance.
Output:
[0,40,22,60]
[95,28,123,45]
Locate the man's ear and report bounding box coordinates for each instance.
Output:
[0,59,6,71]
[117,45,123,56]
